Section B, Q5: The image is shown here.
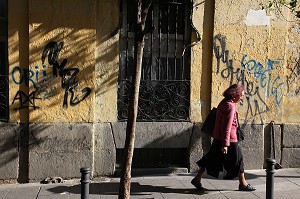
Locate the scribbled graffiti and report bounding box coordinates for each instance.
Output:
[12,91,41,110]
[213,34,287,124]
[41,41,92,108]
[11,41,92,109]
[241,54,285,105]
[286,57,300,95]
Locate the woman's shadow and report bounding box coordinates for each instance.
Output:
[47,181,215,196]
[47,173,258,197]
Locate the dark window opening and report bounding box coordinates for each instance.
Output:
[118,0,191,121]
[0,0,8,121]
[116,148,188,169]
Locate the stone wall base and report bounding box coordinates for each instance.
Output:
[0,122,299,182]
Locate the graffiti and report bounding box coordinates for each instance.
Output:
[11,41,91,109]
[11,65,47,89]
[213,34,228,74]
[213,34,288,123]
[241,54,285,105]
[213,34,243,85]
[41,41,92,108]
[286,57,300,95]
[12,91,41,110]
[32,136,91,151]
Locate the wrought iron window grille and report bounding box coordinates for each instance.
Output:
[118,0,191,121]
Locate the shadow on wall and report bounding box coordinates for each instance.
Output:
[263,122,282,169]
[113,123,211,173]
[9,0,119,122]
[0,123,49,182]
[0,123,18,168]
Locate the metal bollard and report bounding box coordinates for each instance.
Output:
[80,167,90,199]
[266,158,276,199]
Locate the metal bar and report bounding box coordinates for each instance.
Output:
[181,4,186,80]
[80,167,90,199]
[266,158,276,199]
[153,2,159,80]
[150,4,154,80]
[158,2,161,80]
[174,4,178,80]
[166,4,169,80]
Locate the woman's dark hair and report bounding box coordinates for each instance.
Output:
[223,84,244,99]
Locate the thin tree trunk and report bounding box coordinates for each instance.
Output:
[118,1,152,199]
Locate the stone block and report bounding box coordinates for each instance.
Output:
[281,148,300,168]
[282,124,300,148]
[112,122,193,148]
[0,123,18,180]
[94,123,116,176]
[239,124,264,169]
[28,123,93,181]
[188,123,211,172]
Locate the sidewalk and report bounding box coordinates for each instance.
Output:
[0,168,299,199]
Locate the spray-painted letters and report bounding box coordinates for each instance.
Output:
[213,34,286,123]
[11,41,91,109]
[41,41,91,108]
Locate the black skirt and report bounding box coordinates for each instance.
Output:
[196,139,244,179]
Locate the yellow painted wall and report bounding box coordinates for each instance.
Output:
[95,0,119,122]
[9,0,96,123]
[8,0,300,124]
[8,0,29,123]
[210,0,300,124]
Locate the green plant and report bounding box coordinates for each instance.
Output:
[261,0,300,18]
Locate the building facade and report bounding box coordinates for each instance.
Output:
[0,0,299,182]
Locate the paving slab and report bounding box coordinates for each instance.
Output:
[0,168,299,199]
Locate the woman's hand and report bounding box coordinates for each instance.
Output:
[222,146,228,154]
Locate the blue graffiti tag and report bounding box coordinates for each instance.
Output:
[11,65,47,89]
[241,54,285,104]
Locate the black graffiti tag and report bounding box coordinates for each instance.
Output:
[12,91,41,110]
[41,41,91,108]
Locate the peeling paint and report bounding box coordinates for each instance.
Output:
[244,9,270,26]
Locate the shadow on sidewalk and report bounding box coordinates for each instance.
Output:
[47,182,224,196]
[180,171,260,180]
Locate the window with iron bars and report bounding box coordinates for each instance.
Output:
[0,0,8,121]
[118,0,191,121]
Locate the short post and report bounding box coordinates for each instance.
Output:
[80,167,90,199]
[266,158,276,199]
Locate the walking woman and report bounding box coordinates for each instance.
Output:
[191,84,256,191]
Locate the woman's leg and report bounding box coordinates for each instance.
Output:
[238,172,247,186]
[191,167,205,190]
[193,167,205,182]
[237,146,256,191]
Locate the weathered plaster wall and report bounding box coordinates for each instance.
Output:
[190,0,215,122]
[2,0,299,182]
[10,0,96,123]
[8,0,29,123]
[211,0,300,125]
[95,0,119,122]
[208,0,300,169]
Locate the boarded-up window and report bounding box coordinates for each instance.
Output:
[118,0,191,121]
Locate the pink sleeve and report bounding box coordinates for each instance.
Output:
[221,103,236,147]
